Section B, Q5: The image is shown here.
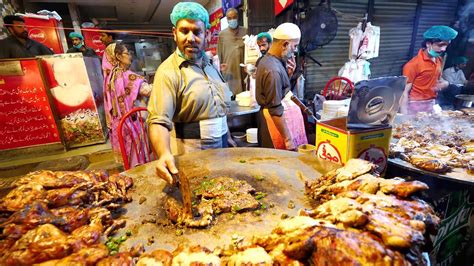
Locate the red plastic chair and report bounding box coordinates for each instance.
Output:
[117,107,156,170]
[322,77,355,100]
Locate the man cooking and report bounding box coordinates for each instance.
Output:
[438,56,469,108]
[147,2,233,184]
[66,32,97,57]
[255,32,272,67]
[218,8,248,96]
[400,25,458,114]
[0,15,53,59]
[255,23,307,151]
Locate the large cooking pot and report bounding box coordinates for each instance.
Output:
[455,94,474,108]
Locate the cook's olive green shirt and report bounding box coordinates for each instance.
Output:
[147,50,232,131]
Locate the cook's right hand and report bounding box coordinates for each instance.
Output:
[155,152,178,184]
[285,138,297,151]
[220,63,228,72]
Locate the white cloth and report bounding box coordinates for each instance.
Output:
[338,59,371,84]
[442,67,467,86]
[349,22,380,60]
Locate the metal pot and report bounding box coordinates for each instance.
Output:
[455,94,474,108]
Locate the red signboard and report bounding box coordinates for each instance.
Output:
[0,59,61,150]
[23,17,64,54]
[207,8,224,55]
[274,0,294,15]
[82,28,106,57]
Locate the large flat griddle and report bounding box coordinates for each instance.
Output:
[389,114,474,184]
[117,148,337,251]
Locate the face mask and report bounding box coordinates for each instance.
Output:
[73,43,83,49]
[177,49,204,62]
[427,47,442,58]
[228,19,238,29]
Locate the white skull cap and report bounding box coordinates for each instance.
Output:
[272,23,301,40]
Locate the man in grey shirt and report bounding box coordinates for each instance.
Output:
[0,15,53,59]
[147,2,233,184]
[256,23,301,150]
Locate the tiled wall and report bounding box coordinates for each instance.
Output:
[0,0,17,39]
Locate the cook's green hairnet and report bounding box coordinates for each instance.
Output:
[452,56,468,65]
[423,25,458,41]
[170,2,210,29]
[257,32,272,43]
[68,32,84,40]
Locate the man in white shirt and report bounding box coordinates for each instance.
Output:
[438,56,468,109]
[443,56,468,86]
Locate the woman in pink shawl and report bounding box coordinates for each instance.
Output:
[104,43,151,165]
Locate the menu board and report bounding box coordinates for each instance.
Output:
[39,54,106,148]
[0,59,61,151]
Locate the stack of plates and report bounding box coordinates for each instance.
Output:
[246,128,258,144]
[320,100,350,121]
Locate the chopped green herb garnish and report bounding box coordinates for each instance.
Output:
[239,160,246,163]
[254,192,267,200]
[255,175,265,181]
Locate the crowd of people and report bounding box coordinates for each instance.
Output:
[0,2,472,180]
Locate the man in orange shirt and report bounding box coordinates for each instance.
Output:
[401,25,458,114]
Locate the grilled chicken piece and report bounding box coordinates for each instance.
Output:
[305,159,375,201]
[13,170,109,189]
[4,224,71,265]
[0,201,62,229]
[334,159,375,182]
[378,178,429,198]
[347,192,440,234]
[51,206,90,232]
[226,246,273,265]
[310,197,368,227]
[172,245,221,265]
[0,183,46,212]
[137,249,173,266]
[310,227,408,266]
[407,154,450,173]
[96,244,144,266]
[68,218,103,252]
[35,244,109,266]
[45,183,90,208]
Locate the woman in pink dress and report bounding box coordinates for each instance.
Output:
[104,43,151,166]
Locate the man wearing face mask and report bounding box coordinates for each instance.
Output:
[401,25,458,114]
[218,8,248,96]
[255,32,272,67]
[147,2,234,184]
[438,56,469,108]
[66,32,97,57]
[0,15,53,59]
[255,23,308,151]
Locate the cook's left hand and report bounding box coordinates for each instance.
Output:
[287,57,296,77]
[432,80,449,92]
[228,135,237,147]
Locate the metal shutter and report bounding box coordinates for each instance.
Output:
[411,0,459,56]
[370,0,418,78]
[304,0,367,98]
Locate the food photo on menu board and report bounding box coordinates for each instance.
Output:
[39,53,106,148]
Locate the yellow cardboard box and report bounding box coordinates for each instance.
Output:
[315,117,392,174]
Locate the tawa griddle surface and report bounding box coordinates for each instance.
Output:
[117,148,337,252]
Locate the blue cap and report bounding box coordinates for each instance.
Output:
[257,32,272,43]
[452,56,468,65]
[170,2,210,29]
[423,25,458,41]
[69,32,84,40]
